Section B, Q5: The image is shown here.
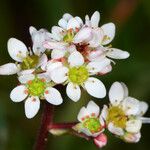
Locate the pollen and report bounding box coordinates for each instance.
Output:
[106,106,127,129]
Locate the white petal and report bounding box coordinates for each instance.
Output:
[120,82,129,98]
[66,83,81,102]
[94,133,107,148]
[101,23,115,45]
[0,63,19,75]
[89,28,104,47]
[101,105,108,121]
[44,87,63,105]
[63,13,73,21]
[46,61,63,72]
[37,72,51,82]
[84,77,106,98]
[37,54,48,67]
[87,58,110,74]
[74,17,83,26]
[138,102,148,116]
[51,49,66,59]
[85,15,90,26]
[43,41,67,50]
[91,11,100,28]
[67,18,80,30]
[126,119,142,133]
[29,26,37,35]
[25,96,40,119]
[58,18,67,29]
[17,69,35,76]
[109,82,124,106]
[124,132,141,143]
[18,74,35,84]
[99,65,112,75]
[10,85,28,102]
[86,101,100,117]
[7,38,28,62]
[77,107,89,122]
[68,51,84,67]
[108,123,124,136]
[107,48,130,59]
[73,27,92,43]
[51,67,68,84]
[122,97,140,116]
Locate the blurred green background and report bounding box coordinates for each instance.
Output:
[0,0,150,149]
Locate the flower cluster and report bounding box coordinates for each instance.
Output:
[0,11,149,148]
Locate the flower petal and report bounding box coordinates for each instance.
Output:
[101,23,115,45]
[86,101,100,117]
[63,13,73,21]
[10,85,28,102]
[122,97,140,116]
[25,96,40,119]
[67,18,80,30]
[77,107,89,122]
[7,38,28,62]
[108,123,124,136]
[107,48,130,59]
[91,11,100,28]
[66,83,81,102]
[87,58,110,74]
[0,63,19,75]
[109,82,124,106]
[51,49,66,59]
[18,74,35,84]
[101,105,108,121]
[44,87,63,105]
[124,132,141,143]
[37,72,51,82]
[99,65,112,75]
[46,61,63,72]
[58,18,67,29]
[120,82,129,98]
[43,41,67,50]
[68,51,84,67]
[138,101,149,116]
[37,54,48,67]
[84,77,106,98]
[126,119,142,133]
[73,27,92,43]
[50,67,68,84]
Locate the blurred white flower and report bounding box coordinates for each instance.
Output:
[0,38,48,75]
[29,26,51,56]
[75,101,105,137]
[45,51,110,101]
[101,81,150,142]
[10,74,63,118]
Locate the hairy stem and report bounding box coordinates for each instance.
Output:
[33,102,54,150]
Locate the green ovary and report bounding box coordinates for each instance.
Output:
[68,66,89,85]
[83,118,101,133]
[106,106,127,128]
[21,55,39,70]
[27,77,46,96]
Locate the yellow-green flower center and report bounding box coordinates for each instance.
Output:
[63,30,75,43]
[21,55,39,70]
[106,106,127,128]
[83,118,101,133]
[68,66,89,85]
[27,77,46,97]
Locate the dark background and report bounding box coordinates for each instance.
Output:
[0,0,150,149]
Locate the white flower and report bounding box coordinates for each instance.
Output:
[10,74,63,118]
[29,26,51,56]
[101,81,150,142]
[75,101,105,137]
[0,38,48,75]
[46,51,109,101]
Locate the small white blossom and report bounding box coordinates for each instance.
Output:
[0,38,48,75]
[75,101,105,137]
[101,81,150,142]
[45,51,110,101]
[10,74,63,118]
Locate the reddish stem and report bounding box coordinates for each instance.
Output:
[48,122,78,130]
[33,102,54,150]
